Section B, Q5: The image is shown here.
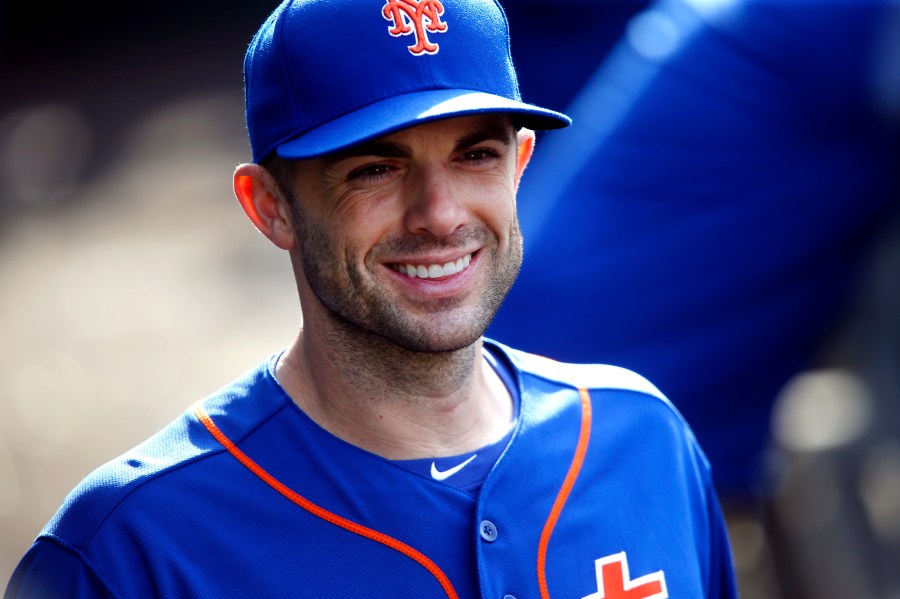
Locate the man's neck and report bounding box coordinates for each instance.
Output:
[275,322,514,460]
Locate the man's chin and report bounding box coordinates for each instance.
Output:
[384,329,484,354]
[322,297,491,354]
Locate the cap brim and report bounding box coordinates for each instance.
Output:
[275,89,571,160]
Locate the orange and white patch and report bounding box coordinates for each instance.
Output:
[382,0,448,55]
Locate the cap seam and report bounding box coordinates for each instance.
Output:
[423,40,437,87]
[275,1,300,148]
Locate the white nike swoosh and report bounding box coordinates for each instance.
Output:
[430,454,478,481]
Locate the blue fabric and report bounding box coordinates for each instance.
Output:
[6,342,736,598]
[5,539,109,599]
[489,0,900,500]
[244,0,569,161]
[391,427,514,494]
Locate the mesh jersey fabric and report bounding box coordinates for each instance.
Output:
[6,340,737,598]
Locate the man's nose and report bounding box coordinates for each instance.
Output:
[403,167,469,237]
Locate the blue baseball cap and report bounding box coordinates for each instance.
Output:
[244,0,571,162]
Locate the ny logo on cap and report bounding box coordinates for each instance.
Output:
[382,0,448,55]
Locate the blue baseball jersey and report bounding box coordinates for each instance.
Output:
[6,340,736,598]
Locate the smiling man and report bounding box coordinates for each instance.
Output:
[239,115,532,460]
[6,1,737,598]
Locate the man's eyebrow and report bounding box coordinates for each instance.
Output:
[322,141,412,167]
[454,123,514,151]
[320,121,514,167]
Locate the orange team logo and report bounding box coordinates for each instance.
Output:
[382,0,448,55]
[581,552,668,599]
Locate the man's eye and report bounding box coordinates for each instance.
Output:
[461,148,500,163]
[348,163,394,181]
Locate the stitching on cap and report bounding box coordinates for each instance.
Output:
[275,1,300,149]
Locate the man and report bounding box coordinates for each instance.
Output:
[6,0,737,597]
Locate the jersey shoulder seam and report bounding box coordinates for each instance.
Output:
[33,533,118,599]
[76,400,292,551]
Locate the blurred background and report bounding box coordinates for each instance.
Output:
[1,1,899,597]
[0,0,300,586]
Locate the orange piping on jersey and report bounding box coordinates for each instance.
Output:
[536,387,592,599]
[193,403,459,599]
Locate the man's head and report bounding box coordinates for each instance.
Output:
[244,115,534,352]
[233,0,570,352]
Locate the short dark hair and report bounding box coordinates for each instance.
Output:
[259,154,297,204]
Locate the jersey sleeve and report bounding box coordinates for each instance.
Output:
[5,537,111,599]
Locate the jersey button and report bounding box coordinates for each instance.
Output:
[479,520,498,542]
[502,595,517,599]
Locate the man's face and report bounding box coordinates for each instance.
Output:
[285,115,526,353]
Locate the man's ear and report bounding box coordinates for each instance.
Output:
[514,128,536,190]
[233,163,296,250]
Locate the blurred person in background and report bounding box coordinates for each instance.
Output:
[493,0,900,597]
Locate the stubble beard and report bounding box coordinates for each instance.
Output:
[291,203,523,357]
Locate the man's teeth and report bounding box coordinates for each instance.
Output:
[395,254,472,279]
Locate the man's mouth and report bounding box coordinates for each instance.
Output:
[390,253,473,279]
